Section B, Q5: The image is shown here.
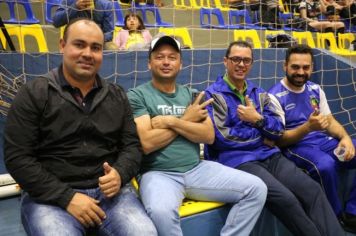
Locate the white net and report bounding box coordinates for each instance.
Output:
[0,0,355,138]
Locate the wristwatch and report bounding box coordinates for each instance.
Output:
[254,117,265,129]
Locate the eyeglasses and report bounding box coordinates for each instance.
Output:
[227,56,253,65]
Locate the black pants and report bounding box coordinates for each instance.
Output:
[237,153,343,236]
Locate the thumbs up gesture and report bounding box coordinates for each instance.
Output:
[307,109,329,131]
[237,95,263,124]
[99,162,122,198]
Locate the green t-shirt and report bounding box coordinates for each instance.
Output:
[127,82,200,173]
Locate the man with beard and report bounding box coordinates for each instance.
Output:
[127,35,268,236]
[268,44,356,233]
[204,40,344,236]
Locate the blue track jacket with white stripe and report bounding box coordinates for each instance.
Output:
[204,75,285,168]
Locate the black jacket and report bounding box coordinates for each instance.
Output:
[4,68,142,208]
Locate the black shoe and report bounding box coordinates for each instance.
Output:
[340,213,356,234]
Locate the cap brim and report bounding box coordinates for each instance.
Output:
[150,36,181,53]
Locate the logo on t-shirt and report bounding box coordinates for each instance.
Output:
[157,105,186,116]
[310,97,319,110]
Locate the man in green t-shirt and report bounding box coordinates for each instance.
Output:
[127,35,268,236]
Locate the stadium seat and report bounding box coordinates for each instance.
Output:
[130,3,173,27]
[114,1,125,27]
[316,32,356,56]
[174,0,211,10]
[264,30,286,47]
[118,0,131,6]
[338,32,355,49]
[174,0,230,10]
[212,0,230,11]
[292,31,316,48]
[0,0,40,24]
[228,9,266,30]
[200,8,233,29]
[45,0,61,24]
[279,0,289,12]
[233,29,262,48]
[158,27,193,49]
[278,12,296,30]
[343,19,356,33]
[2,24,48,52]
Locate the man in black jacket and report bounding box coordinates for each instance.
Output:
[4,18,157,236]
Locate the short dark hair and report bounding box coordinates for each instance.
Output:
[285,44,313,64]
[62,18,103,42]
[225,41,253,58]
[123,13,145,31]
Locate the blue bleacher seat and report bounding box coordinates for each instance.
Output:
[278,12,294,30]
[130,3,173,28]
[113,1,125,27]
[0,0,40,24]
[343,18,356,33]
[228,9,266,30]
[45,0,61,24]
[199,7,238,29]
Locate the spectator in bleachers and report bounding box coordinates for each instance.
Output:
[298,0,345,33]
[114,13,152,50]
[261,0,285,28]
[269,44,356,233]
[204,40,344,236]
[127,35,268,236]
[322,0,356,26]
[53,0,118,50]
[3,18,157,236]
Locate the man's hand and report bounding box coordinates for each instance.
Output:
[99,162,121,198]
[237,96,262,124]
[76,0,93,10]
[182,92,213,123]
[66,193,106,228]
[307,109,329,131]
[338,137,355,161]
[151,115,175,129]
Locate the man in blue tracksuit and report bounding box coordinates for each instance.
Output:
[205,40,343,236]
[268,44,356,233]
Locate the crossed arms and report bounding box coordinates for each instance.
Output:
[134,92,215,155]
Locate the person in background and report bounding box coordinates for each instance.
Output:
[128,35,268,236]
[204,40,344,236]
[298,0,345,33]
[53,0,118,50]
[4,18,157,236]
[268,44,356,233]
[114,13,153,50]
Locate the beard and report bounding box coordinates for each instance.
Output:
[286,72,310,88]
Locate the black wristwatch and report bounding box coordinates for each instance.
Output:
[254,117,265,129]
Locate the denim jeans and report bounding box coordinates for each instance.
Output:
[21,184,157,236]
[140,160,267,236]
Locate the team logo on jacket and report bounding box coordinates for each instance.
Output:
[310,97,319,110]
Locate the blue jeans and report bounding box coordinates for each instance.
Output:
[140,160,267,236]
[21,184,157,236]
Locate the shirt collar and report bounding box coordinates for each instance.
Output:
[223,73,247,95]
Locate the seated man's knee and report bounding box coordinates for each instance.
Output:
[250,177,268,203]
